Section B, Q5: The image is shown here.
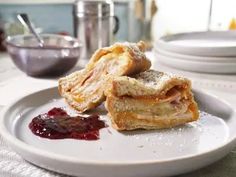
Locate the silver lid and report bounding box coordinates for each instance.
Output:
[74,0,114,17]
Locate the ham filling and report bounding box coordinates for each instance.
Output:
[112,86,191,117]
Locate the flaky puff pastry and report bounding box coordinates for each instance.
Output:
[58,41,151,112]
[105,70,199,130]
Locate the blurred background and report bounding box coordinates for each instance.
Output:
[0,0,236,52]
[2,0,236,74]
[0,0,236,50]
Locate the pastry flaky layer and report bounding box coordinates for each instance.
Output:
[105,70,199,130]
[58,41,151,113]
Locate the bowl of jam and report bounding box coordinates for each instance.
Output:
[5,34,82,77]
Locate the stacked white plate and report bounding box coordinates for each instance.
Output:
[153,31,236,74]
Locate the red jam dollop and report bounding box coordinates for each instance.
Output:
[29,107,106,140]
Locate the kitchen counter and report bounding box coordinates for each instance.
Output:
[0,52,236,177]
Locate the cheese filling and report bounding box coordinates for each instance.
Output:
[70,52,129,103]
[112,88,191,117]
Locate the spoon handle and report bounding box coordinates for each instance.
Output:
[17,13,44,47]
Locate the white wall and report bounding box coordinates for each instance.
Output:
[152,0,236,40]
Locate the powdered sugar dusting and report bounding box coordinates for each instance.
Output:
[110,41,147,61]
[122,111,229,159]
[134,70,189,88]
[124,42,147,60]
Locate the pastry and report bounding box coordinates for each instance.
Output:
[105,70,199,130]
[58,41,151,112]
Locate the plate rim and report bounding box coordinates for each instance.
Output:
[153,52,236,74]
[153,47,236,63]
[0,86,236,166]
[154,51,236,66]
[156,31,236,57]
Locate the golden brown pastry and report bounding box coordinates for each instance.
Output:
[105,70,199,130]
[58,41,151,112]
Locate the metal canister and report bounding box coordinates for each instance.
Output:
[73,0,119,64]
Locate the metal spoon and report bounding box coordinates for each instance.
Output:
[17,13,44,47]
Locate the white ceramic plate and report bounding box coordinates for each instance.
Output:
[156,31,236,57]
[154,51,236,74]
[0,87,236,177]
[153,47,236,63]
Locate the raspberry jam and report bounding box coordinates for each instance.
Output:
[29,107,106,140]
